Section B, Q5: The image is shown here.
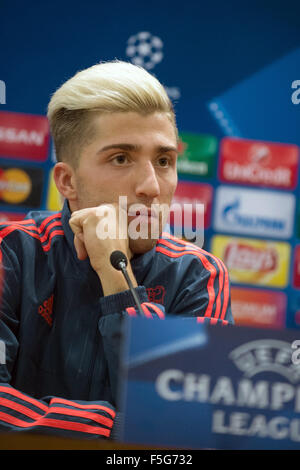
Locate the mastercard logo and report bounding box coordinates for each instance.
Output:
[0,168,32,204]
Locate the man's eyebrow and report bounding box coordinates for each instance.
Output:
[98,143,140,153]
[157,145,179,154]
[97,143,179,154]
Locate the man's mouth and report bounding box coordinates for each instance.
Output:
[127,206,160,222]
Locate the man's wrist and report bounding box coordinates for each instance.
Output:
[99,286,149,315]
[97,264,138,296]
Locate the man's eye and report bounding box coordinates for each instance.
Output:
[113,154,127,164]
[158,157,170,167]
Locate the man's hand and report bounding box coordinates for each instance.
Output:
[69,204,138,295]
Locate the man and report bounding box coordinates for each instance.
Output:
[0,61,233,440]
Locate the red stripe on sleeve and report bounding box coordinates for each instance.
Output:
[0,221,64,253]
[0,211,64,253]
[38,418,111,436]
[142,302,165,319]
[0,397,43,420]
[0,411,111,437]
[39,221,63,243]
[220,266,230,320]
[0,386,48,413]
[0,225,41,243]
[38,213,62,233]
[158,236,230,320]
[50,397,116,419]
[42,229,65,251]
[126,307,137,317]
[140,304,153,318]
[47,406,113,428]
[156,245,217,318]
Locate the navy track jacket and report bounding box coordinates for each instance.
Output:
[0,200,233,440]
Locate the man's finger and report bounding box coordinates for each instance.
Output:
[74,233,88,260]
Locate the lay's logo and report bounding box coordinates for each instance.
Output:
[211,235,290,288]
[224,242,277,273]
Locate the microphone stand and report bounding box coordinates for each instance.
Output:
[111,254,145,317]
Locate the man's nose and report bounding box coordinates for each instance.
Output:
[134,162,160,200]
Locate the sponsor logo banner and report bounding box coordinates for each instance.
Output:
[211,235,290,288]
[0,165,44,208]
[120,317,300,449]
[171,181,213,229]
[214,186,295,239]
[231,286,286,329]
[177,133,217,177]
[0,111,49,162]
[219,137,298,189]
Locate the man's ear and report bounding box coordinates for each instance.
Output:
[53,162,78,201]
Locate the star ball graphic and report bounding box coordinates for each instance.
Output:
[126,31,164,70]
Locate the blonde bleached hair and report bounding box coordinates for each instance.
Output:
[47,60,177,167]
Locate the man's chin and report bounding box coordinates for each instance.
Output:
[129,237,159,255]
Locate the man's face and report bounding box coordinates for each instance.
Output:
[69,111,178,254]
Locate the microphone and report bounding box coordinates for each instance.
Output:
[110,250,145,317]
[110,250,128,271]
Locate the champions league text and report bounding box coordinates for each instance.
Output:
[155,351,300,443]
[156,369,300,441]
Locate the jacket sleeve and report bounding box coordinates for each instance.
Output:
[0,384,117,439]
[0,240,118,440]
[168,252,234,325]
[98,254,233,410]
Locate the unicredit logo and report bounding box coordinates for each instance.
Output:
[219,138,298,190]
[223,161,291,187]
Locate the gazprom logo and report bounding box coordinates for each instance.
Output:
[0,81,6,104]
[222,198,286,232]
[214,186,295,239]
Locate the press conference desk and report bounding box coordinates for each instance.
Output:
[0,432,157,450]
[2,320,300,450]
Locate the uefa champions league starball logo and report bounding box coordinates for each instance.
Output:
[126,32,164,70]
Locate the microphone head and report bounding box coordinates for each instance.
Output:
[110,250,128,271]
